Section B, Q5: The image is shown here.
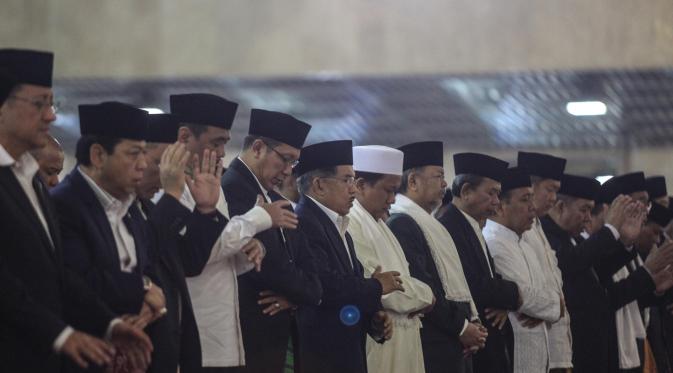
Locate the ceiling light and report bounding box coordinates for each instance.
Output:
[595,175,613,184]
[566,101,607,116]
[141,107,164,114]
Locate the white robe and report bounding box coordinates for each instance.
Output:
[180,186,272,367]
[348,199,434,373]
[522,218,574,369]
[485,220,562,373]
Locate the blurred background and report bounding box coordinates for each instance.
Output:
[4,0,673,185]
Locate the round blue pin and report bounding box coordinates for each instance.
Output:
[340,305,361,326]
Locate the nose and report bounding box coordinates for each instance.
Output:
[44,107,57,123]
[47,175,59,188]
[441,179,448,188]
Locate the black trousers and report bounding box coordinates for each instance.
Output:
[202,368,239,373]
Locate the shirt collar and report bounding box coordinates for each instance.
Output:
[0,144,40,179]
[238,156,270,198]
[0,144,15,166]
[457,206,483,235]
[307,195,349,235]
[485,219,521,243]
[78,166,135,217]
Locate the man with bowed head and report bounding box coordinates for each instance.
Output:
[294,140,401,373]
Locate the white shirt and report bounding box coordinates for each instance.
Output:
[457,208,493,277]
[183,183,273,367]
[306,195,353,268]
[485,220,561,373]
[522,218,573,369]
[78,167,137,272]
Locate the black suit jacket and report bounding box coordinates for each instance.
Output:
[295,195,382,373]
[438,204,518,373]
[541,216,655,373]
[221,159,322,373]
[138,194,225,373]
[387,212,473,373]
[0,167,114,372]
[50,168,149,316]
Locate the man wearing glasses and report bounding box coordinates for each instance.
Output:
[221,108,322,373]
[0,49,152,373]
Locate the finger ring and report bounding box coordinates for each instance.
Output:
[159,307,168,315]
[275,302,281,309]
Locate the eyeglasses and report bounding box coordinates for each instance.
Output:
[322,176,356,186]
[9,95,60,114]
[263,141,299,168]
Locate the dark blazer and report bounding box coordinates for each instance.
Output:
[50,168,149,316]
[137,194,225,373]
[0,167,114,373]
[437,204,518,373]
[295,195,383,373]
[221,159,321,373]
[541,216,655,373]
[388,212,473,373]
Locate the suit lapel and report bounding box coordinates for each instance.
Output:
[302,196,353,272]
[0,167,56,256]
[449,205,493,277]
[69,169,121,270]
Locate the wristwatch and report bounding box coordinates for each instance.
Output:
[142,275,153,291]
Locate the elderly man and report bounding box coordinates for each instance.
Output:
[0,48,151,373]
[388,142,485,373]
[220,108,322,373]
[437,152,522,373]
[484,167,562,373]
[348,145,434,373]
[294,140,400,373]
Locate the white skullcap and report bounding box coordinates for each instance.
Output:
[353,145,404,176]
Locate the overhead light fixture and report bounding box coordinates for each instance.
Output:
[566,101,607,116]
[595,175,613,184]
[141,107,164,114]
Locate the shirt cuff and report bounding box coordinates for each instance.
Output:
[104,318,124,340]
[53,326,74,352]
[243,205,273,234]
[605,224,620,241]
[459,319,469,336]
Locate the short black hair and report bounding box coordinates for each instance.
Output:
[75,135,122,166]
[297,166,337,194]
[242,135,283,151]
[398,167,423,194]
[355,171,386,186]
[451,174,486,199]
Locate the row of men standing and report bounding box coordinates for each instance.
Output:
[4,47,673,373]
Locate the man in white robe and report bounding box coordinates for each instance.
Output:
[518,151,573,373]
[348,145,435,373]
[484,167,562,373]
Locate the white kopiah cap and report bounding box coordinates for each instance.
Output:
[353,145,404,176]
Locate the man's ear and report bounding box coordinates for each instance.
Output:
[459,182,473,200]
[89,143,107,169]
[251,139,265,158]
[354,177,367,193]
